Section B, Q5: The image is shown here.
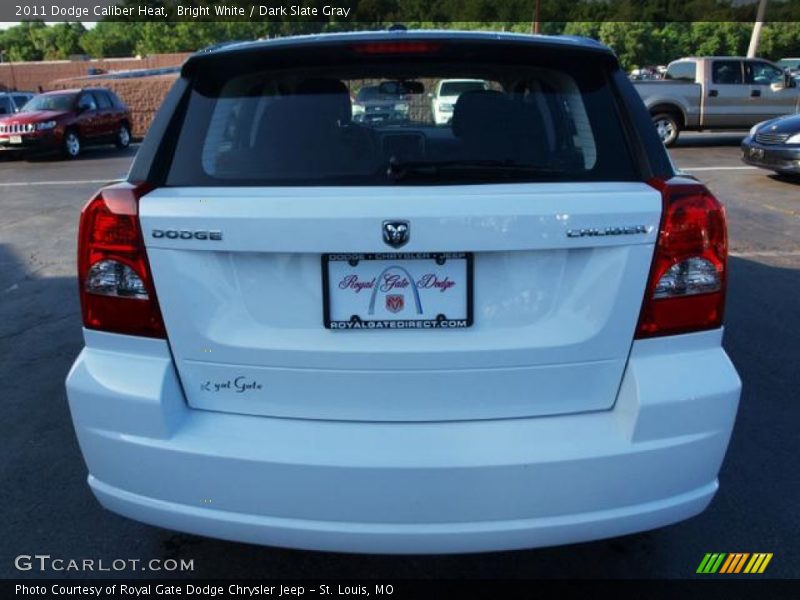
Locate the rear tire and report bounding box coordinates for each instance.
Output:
[115,123,131,149]
[63,130,81,159]
[652,112,680,147]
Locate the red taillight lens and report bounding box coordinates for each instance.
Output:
[78,182,165,338]
[352,41,442,55]
[636,178,728,338]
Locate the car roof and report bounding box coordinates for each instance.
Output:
[183,29,613,73]
[673,56,778,62]
[40,87,113,96]
[41,89,81,95]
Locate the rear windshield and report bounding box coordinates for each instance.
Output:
[439,81,488,96]
[167,56,637,186]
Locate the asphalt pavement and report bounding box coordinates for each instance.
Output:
[0,136,797,579]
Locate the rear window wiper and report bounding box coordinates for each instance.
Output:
[385,158,566,181]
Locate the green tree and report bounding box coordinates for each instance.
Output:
[598,21,658,70]
[690,21,750,57]
[759,22,800,61]
[80,21,142,57]
[0,21,47,61]
[31,22,86,60]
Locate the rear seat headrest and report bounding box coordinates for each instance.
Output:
[295,78,352,124]
[451,90,514,139]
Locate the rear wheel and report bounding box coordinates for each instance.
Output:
[63,130,81,159]
[652,112,680,147]
[115,123,131,149]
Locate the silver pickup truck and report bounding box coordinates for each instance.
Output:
[635,56,800,145]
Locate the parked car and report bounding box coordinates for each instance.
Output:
[351,82,410,124]
[629,67,662,81]
[777,57,800,76]
[0,91,35,115]
[0,87,131,158]
[741,113,800,176]
[634,56,800,146]
[430,78,489,124]
[66,30,740,554]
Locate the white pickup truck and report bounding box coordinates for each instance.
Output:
[635,56,800,145]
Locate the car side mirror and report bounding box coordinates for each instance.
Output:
[773,72,795,90]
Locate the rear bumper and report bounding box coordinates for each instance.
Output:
[741,137,800,173]
[66,329,740,554]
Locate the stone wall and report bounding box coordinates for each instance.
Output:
[0,53,189,93]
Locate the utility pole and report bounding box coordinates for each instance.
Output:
[1,50,18,91]
[747,0,768,58]
[531,0,541,34]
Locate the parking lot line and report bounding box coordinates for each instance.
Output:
[730,250,800,257]
[0,179,120,187]
[681,166,758,171]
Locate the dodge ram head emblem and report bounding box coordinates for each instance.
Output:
[382,220,410,248]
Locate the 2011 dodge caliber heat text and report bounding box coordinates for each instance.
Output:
[65,31,741,554]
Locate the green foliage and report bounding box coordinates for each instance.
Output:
[80,22,141,57]
[29,22,86,59]
[0,6,798,72]
[0,21,47,61]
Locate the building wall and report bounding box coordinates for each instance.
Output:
[0,54,189,93]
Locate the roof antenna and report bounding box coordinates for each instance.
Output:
[388,24,407,32]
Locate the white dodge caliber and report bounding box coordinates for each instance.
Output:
[66,30,741,554]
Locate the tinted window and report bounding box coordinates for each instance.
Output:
[168,59,637,186]
[0,97,11,114]
[78,93,97,111]
[12,95,30,108]
[95,91,113,109]
[746,62,784,85]
[665,61,696,82]
[712,61,743,84]
[439,81,488,96]
[108,91,124,108]
[21,94,76,112]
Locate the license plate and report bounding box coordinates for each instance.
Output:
[323,252,473,330]
[9,136,22,144]
[749,147,765,159]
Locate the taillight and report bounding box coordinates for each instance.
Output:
[77,182,165,338]
[636,178,727,338]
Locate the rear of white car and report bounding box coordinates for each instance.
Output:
[66,31,740,554]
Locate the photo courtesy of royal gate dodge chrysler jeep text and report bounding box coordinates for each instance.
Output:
[65,30,741,554]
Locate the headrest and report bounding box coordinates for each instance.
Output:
[295,78,352,124]
[451,90,514,140]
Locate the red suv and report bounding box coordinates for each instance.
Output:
[0,88,131,159]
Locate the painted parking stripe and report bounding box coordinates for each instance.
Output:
[0,178,121,187]
[680,166,758,171]
[730,250,800,257]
